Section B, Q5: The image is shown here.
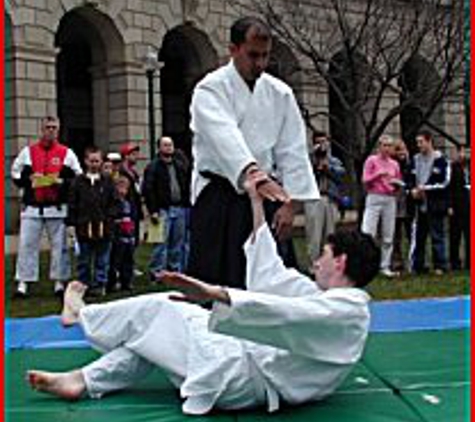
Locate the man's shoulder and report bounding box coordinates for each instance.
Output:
[433,151,448,164]
[196,63,230,88]
[260,72,293,95]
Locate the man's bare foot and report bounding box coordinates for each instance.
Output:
[61,281,87,327]
[27,369,86,400]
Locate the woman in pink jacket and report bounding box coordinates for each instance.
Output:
[361,135,402,277]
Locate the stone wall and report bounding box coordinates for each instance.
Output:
[5,0,466,232]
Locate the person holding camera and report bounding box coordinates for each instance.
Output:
[304,131,346,263]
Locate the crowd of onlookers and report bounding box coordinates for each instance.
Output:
[11,116,191,298]
[11,116,470,300]
[307,130,470,278]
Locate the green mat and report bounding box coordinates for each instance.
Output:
[5,329,469,422]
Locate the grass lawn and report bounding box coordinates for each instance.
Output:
[5,239,470,318]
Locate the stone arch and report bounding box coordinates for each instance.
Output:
[399,54,444,154]
[55,6,126,159]
[159,23,218,158]
[267,38,303,102]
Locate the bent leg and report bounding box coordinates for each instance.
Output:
[82,347,155,398]
[79,293,206,381]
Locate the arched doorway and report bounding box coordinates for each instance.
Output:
[399,54,444,154]
[55,7,125,160]
[159,24,218,159]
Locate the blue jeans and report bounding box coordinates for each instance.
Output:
[149,207,187,274]
[411,210,448,272]
[77,240,112,288]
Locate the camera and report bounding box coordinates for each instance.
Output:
[313,143,328,159]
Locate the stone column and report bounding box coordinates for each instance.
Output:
[6,45,58,233]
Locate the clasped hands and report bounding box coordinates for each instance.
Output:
[244,166,294,241]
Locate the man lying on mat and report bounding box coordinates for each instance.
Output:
[27,170,380,415]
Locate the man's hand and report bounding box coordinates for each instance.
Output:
[257,179,291,203]
[157,271,230,305]
[243,166,290,203]
[272,201,294,241]
[243,169,268,199]
[411,187,425,200]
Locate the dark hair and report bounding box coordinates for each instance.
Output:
[230,16,271,46]
[115,175,130,188]
[416,130,434,143]
[41,116,59,130]
[84,146,103,159]
[326,230,380,288]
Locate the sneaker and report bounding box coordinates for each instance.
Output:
[133,269,144,277]
[380,269,399,278]
[15,281,29,298]
[433,268,445,276]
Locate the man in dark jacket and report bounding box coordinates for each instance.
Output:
[407,131,450,274]
[142,136,190,276]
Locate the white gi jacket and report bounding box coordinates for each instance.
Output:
[182,224,371,413]
[80,224,370,415]
[190,60,319,202]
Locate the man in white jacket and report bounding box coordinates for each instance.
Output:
[27,171,380,415]
[187,16,319,288]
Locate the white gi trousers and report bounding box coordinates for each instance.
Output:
[79,293,267,413]
[15,215,70,282]
[304,196,339,261]
[361,193,397,271]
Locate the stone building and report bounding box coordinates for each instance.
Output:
[5,0,466,232]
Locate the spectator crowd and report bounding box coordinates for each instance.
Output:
[12,116,469,302]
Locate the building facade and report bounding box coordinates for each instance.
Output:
[5,0,466,232]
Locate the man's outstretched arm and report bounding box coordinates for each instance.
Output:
[158,271,231,305]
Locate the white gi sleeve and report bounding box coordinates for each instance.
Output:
[209,288,370,364]
[64,148,83,174]
[190,85,256,190]
[11,146,31,180]
[272,92,319,201]
[244,223,320,297]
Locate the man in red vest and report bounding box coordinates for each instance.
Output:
[11,116,82,297]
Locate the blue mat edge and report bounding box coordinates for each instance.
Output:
[5,295,471,351]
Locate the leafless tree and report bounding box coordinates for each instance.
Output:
[230,0,465,206]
